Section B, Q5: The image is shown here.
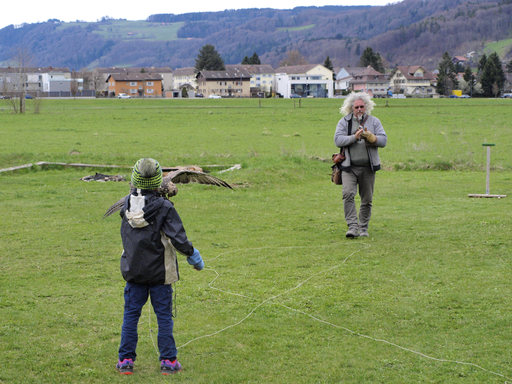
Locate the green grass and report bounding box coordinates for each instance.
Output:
[1,98,511,383]
[58,20,184,41]
[277,24,316,32]
[483,37,512,58]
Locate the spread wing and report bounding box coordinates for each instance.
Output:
[168,169,232,189]
[103,170,232,219]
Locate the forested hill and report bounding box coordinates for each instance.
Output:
[0,0,511,71]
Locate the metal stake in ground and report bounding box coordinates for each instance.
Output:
[468,143,506,198]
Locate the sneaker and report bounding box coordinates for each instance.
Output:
[116,358,134,375]
[161,359,182,375]
[359,230,369,237]
[346,228,359,238]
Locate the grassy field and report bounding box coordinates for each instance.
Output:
[58,20,184,41]
[1,98,511,383]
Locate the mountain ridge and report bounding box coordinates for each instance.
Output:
[0,0,511,71]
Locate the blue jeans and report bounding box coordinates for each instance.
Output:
[119,282,177,362]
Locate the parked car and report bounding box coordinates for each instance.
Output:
[196,93,204,98]
[208,94,222,99]
[25,94,33,99]
[500,93,512,98]
[117,93,131,99]
[290,93,302,98]
[448,95,459,98]
[459,95,470,98]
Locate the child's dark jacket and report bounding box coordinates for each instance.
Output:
[120,190,194,285]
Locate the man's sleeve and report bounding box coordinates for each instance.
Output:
[372,117,387,148]
[162,206,195,256]
[334,118,356,148]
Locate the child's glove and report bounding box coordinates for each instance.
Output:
[361,128,377,143]
[187,248,204,271]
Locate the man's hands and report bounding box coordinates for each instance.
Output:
[361,128,377,143]
[355,127,364,140]
[187,248,204,271]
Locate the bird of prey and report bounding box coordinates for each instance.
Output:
[103,167,232,218]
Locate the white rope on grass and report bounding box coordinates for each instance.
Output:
[147,242,511,382]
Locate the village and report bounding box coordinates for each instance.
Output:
[1,54,511,100]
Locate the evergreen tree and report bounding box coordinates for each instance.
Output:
[463,66,476,96]
[241,52,261,65]
[250,52,261,65]
[477,54,487,74]
[480,52,506,97]
[507,59,512,73]
[358,47,384,73]
[436,51,458,96]
[194,44,225,73]
[323,56,334,71]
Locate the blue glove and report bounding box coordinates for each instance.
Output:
[187,248,204,271]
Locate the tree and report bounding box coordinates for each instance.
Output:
[463,66,476,97]
[194,44,225,73]
[358,47,384,73]
[507,60,512,73]
[323,56,333,71]
[436,51,458,96]
[279,50,308,67]
[70,69,79,99]
[480,52,506,97]
[241,52,261,65]
[477,54,487,74]
[8,46,35,114]
[250,52,261,65]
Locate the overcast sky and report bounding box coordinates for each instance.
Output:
[0,0,400,31]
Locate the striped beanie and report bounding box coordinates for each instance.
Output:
[131,158,163,190]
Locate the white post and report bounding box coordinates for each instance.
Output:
[486,145,491,195]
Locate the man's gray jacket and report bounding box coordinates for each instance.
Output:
[334,113,387,172]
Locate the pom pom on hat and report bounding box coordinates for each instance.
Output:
[131,158,163,190]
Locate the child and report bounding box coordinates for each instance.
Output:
[116,158,204,375]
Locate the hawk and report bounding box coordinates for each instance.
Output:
[103,167,232,218]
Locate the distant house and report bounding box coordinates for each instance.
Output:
[335,67,368,92]
[274,64,334,98]
[196,68,252,97]
[0,66,72,95]
[348,66,388,97]
[173,67,197,91]
[452,56,468,65]
[388,66,436,96]
[94,67,172,95]
[106,73,163,97]
[226,64,275,94]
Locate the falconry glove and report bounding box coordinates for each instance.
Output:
[361,128,377,143]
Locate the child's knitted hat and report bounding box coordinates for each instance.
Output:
[131,158,162,190]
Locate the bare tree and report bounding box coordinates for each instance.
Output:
[2,78,18,113]
[80,68,93,91]
[70,69,79,99]
[279,50,309,67]
[10,46,34,113]
[492,82,500,98]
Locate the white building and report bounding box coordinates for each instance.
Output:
[173,67,197,91]
[274,64,334,98]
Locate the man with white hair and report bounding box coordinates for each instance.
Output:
[334,92,387,237]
